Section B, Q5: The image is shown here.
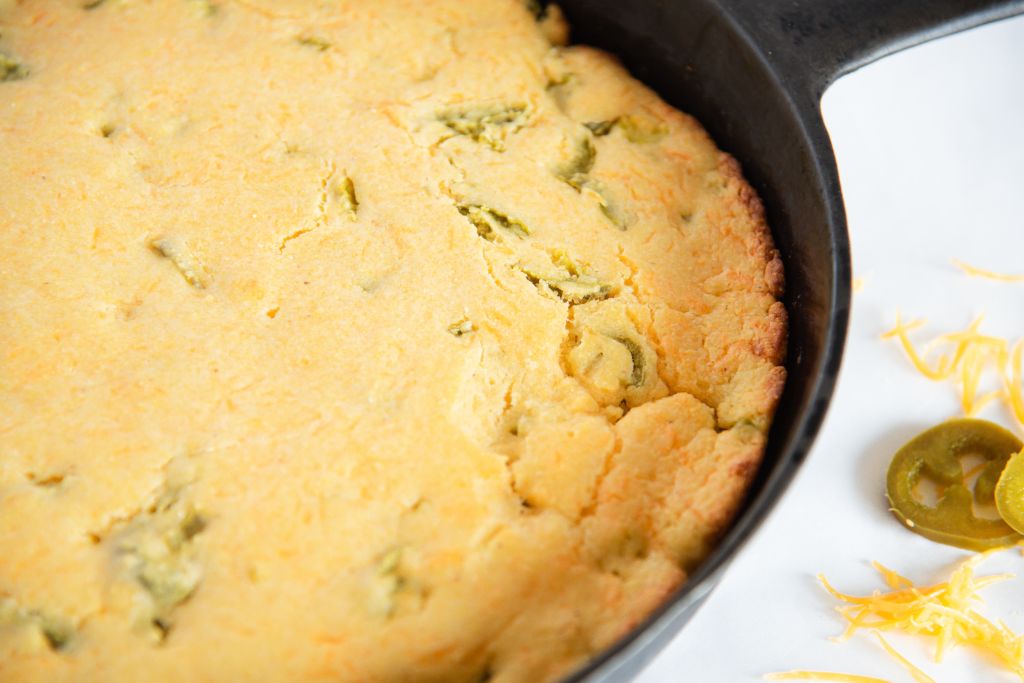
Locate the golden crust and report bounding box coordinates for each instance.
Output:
[0,1,785,681]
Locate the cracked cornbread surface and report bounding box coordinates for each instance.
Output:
[0,1,786,681]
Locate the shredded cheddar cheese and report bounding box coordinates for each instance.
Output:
[871,561,912,590]
[881,315,951,381]
[873,634,935,683]
[766,554,1024,683]
[819,551,1024,680]
[953,259,1024,282]
[883,315,1024,428]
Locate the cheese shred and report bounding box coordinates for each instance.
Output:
[880,315,952,381]
[882,314,1023,427]
[871,561,912,590]
[873,633,935,683]
[953,259,1024,282]
[818,551,1024,680]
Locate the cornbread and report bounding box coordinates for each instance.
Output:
[0,1,786,681]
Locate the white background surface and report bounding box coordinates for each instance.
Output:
[638,12,1024,683]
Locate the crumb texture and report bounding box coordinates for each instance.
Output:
[0,1,785,681]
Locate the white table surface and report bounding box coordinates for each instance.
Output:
[638,12,1024,683]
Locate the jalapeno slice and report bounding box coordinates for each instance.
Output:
[995,446,1024,535]
[886,418,1023,551]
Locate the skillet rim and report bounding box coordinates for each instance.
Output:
[557,3,853,680]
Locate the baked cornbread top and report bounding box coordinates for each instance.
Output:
[0,1,786,681]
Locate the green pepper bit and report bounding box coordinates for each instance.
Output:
[519,265,611,305]
[613,336,646,387]
[115,494,208,640]
[457,203,529,241]
[584,120,617,136]
[447,319,475,337]
[367,547,406,618]
[554,135,595,191]
[296,35,331,52]
[0,52,28,82]
[188,0,218,17]
[886,418,1023,551]
[0,598,74,652]
[553,134,630,230]
[995,446,1024,534]
[580,182,629,231]
[523,0,546,19]
[438,104,528,151]
[545,72,574,90]
[335,175,358,219]
[617,114,669,143]
[545,72,576,110]
[150,236,209,289]
[39,617,74,651]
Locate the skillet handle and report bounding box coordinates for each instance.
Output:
[721,0,1024,100]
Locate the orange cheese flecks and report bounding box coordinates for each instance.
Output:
[819,551,1024,680]
[881,315,954,381]
[953,260,1024,282]
[882,314,1023,428]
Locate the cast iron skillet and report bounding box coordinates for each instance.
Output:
[548,1,1024,681]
